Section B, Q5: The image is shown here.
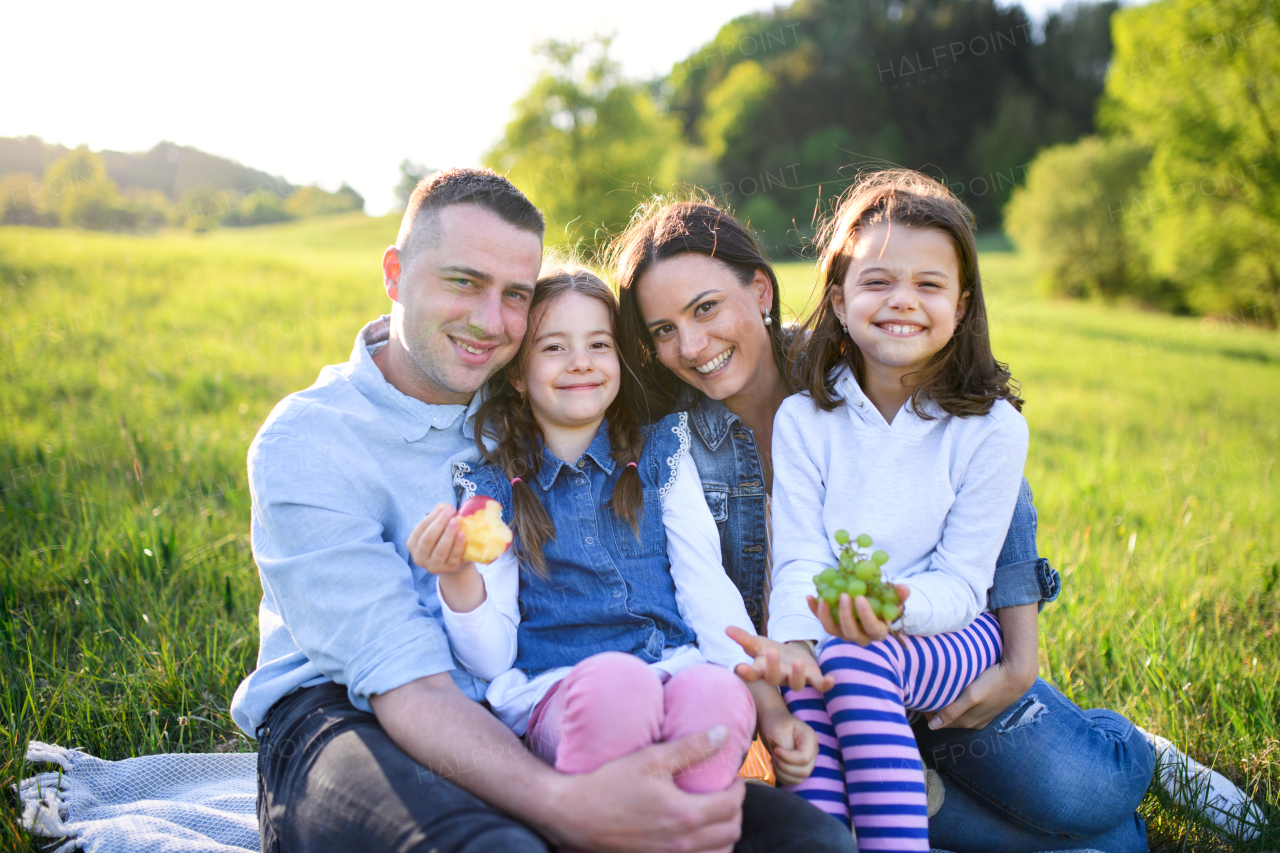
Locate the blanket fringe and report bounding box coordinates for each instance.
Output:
[17,742,76,843]
[25,741,78,770]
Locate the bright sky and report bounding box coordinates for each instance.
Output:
[5,0,1073,215]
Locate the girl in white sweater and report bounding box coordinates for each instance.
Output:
[768,170,1028,851]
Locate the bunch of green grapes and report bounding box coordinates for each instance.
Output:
[812,531,903,623]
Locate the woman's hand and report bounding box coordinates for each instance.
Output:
[925,656,1037,730]
[927,603,1039,730]
[726,628,834,692]
[408,504,484,612]
[807,585,911,646]
[757,705,818,787]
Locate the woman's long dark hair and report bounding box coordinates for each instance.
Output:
[610,197,796,415]
[796,169,1022,416]
[474,265,648,575]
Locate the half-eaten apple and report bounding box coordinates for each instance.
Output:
[457,496,513,564]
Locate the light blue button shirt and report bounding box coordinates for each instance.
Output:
[230,316,486,737]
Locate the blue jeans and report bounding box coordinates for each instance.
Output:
[916,678,1154,853]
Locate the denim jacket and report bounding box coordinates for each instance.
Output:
[456,415,698,675]
[686,395,1060,633]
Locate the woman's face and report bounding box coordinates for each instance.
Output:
[635,253,774,402]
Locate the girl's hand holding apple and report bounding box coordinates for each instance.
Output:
[407,500,511,613]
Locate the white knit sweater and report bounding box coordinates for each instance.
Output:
[767,366,1029,640]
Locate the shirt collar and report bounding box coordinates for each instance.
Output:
[534,420,616,490]
[690,395,739,451]
[344,315,484,443]
[832,363,939,426]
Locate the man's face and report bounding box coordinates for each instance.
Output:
[383,204,543,404]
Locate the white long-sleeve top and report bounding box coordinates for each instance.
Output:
[768,366,1029,641]
[440,452,755,735]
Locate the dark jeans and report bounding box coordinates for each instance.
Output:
[257,682,855,853]
[917,678,1155,853]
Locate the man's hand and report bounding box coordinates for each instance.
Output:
[407,503,484,611]
[807,585,910,646]
[551,728,746,853]
[727,627,834,692]
[374,675,746,853]
[757,706,818,787]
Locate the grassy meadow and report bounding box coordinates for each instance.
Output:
[1,215,1277,851]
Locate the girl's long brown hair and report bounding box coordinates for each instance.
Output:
[610,197,796,415]
[474,265,648,575]
[795,169,1022,416]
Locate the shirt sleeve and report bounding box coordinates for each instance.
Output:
[662,451,754,671]
[901,407,1030,635]
[248,432,456,712]
[987,478,1062,611]
[438,548,521,681]
[766,400,829,643]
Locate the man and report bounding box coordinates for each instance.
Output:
[230,168,853,853]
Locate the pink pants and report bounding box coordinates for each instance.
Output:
[526,652,756,793]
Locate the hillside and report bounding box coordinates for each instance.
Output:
[0,136,293,201]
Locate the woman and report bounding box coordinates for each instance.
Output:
[609,198,1257,852]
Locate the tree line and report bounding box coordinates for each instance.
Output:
[0,138,363,231]
[485,0,1117,254]
[486,0,1276,325]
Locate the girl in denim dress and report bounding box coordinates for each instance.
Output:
[408,266,819,795]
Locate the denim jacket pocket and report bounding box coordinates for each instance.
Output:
[702,485,730,525]
[610,491,665,559]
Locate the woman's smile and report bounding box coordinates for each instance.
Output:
[694,347,734,375]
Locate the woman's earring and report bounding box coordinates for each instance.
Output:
[763,312,772,326]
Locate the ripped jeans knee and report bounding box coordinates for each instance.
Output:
[993,694,1050,733]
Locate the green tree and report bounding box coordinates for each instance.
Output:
[0,172,46,225]
[1006,136,1151,299]
[396,160,433,208]
[1101,0,1280,324]
[699,60,776,160]
[175,183,228,231]
[485,37,686,252]
[668,0,1118,238]
[283,183,364,218]
[43,148,131,229]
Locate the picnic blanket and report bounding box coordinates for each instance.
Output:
[17,741,258,853]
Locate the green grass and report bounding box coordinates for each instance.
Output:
[2,217,1277,851]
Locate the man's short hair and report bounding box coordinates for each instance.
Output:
[395,167,544,259]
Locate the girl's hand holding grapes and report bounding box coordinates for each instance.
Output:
[808,585,911,647]
[809,531,910,646]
